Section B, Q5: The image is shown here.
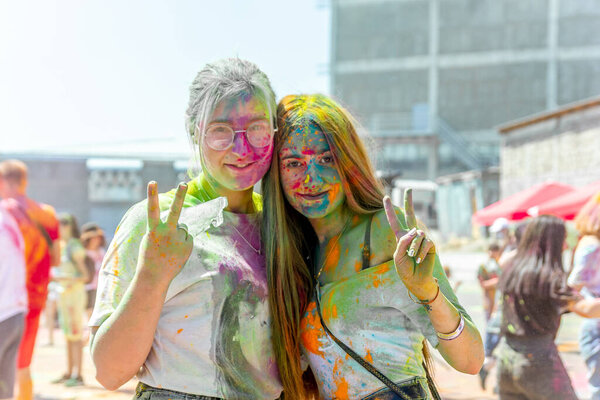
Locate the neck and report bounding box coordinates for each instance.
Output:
[309,205,350,244]
[199,174,256,214]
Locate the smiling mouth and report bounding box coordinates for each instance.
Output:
[225,162,255,171]
[297,191,327,201]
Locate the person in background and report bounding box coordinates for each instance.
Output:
[0,204,27,400]
[489,217,515,255]
[568,192,600,400]
[443,265,462,293]
[52,213,89,387]
[479,222,528,391]
[80,223,105,323]
[0,160,60,400]
[477,242,502,321]
[497,215,600,399]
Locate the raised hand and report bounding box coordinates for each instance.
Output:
[383,189,438,300]
[136,181,194,286]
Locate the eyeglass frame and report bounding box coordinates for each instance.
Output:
[197,119,278,151]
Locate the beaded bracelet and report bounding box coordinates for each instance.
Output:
[436,313,465,341]
[407,279,440,306]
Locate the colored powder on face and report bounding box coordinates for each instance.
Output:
[304,174,310,184]
[300,303,325,356]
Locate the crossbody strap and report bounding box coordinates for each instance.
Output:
[361,214,374,270]
[315,283,412,400]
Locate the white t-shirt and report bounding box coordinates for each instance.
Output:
[0,204,27,322]
[569,238,600,298]
[90,193,282,399]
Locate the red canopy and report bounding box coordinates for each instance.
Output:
[527,180,600,220]
[472,181,575,226]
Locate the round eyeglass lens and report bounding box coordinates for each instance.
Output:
[205,124,234,150]
[246,120,272,148]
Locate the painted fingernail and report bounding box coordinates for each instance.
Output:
[416,257,422,264]
[408,249,415,257]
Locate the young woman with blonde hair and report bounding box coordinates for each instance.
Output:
[262,94,484,399]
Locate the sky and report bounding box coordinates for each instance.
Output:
[0,0,330,153]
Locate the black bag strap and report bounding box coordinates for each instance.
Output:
[361,214,374,271]
[315,283,412,400]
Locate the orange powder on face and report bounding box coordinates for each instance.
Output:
[300,302,324,356]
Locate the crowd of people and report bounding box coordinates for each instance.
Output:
[476,194,600,399]
[1,57,599,400]
[0,160,105,400]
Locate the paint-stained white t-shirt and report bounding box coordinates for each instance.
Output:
[300,257,469,400]
[90,187,282,399]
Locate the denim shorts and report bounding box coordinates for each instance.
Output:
[361,377,435,400]
[133,382,224,400]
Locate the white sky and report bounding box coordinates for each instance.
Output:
[0,0,330,152]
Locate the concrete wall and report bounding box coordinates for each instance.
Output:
[500,103,600,196]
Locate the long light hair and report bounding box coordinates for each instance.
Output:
[262,94,393,397]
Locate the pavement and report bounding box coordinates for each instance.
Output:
[26,251,592,399]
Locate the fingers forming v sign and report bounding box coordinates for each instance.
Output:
[139,181,194,286]
[383,189,437,299]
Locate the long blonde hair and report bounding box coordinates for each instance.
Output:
[262,94,388,397]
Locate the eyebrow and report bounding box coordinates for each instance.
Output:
[280,149,331,161]
[208,115,268,125]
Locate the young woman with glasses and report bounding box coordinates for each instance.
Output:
[90,58,284,399]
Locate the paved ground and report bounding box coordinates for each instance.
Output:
[26,251,591,399]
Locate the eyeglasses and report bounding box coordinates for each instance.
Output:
[202,120,276,151]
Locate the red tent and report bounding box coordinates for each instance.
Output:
[472,181,575,226]
[527,180,600,220]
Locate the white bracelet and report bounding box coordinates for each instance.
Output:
[436,313,465,341]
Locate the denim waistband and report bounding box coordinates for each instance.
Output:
[135,382,224,400]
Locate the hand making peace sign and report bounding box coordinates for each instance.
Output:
[137,181,194,286]
[383,189,438,300]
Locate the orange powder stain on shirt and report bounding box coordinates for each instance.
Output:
[184,315,189,319]
[365,348,373,363]
[332,358,349,399]
[177,328,183,334]
[300,303,324,356]
[354,261,362,272]
[370,264,391,288]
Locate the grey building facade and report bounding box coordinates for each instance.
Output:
[330,0,600,180]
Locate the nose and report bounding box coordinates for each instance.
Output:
[304,162,324,186]
[231,131,252,157]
